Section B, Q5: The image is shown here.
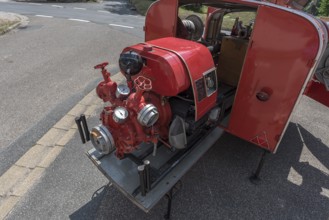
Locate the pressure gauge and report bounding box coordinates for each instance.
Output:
[116,84,130,99]
[113,107,129,124]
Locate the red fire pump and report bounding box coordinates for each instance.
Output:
[90,37,217,159]
[92,63,171,158]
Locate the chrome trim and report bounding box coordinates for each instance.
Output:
[90,125,115,155]
[137,104,159,127]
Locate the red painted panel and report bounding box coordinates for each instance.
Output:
[126,37,216,121]
[207,6,217,17]
[144,0,178,41]
[123,43,190,97]
[146,37,216,121]
[305,79,329,107]
[227,6,320,152]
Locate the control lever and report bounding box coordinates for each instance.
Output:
[144,160,151,192]
[153,142,157,156]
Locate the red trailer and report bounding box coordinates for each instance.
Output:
[76,0,329,218]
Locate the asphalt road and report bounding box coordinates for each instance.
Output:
[5,96,329,220]
[0,11,142,175]
[0,0,145,38]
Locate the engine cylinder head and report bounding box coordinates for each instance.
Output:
[137,104,159,127]
[90,125,115,154]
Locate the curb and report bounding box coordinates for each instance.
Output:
[0,13,29,36]
[0,72,125,219]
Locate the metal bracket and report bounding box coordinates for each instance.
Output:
[86,127,224,212]
[164,180,182,220]
[75,114,90,144]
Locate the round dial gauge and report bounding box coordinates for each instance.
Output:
[113,107,129,124]
[116,84,130,99]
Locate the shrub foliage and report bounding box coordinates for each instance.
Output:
[319,0,329,16]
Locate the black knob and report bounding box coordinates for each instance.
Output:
[119,51,143,76]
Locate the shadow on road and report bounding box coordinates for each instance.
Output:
[70,122,329,219]
[102,0,139,16]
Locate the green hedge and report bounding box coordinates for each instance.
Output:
[130,0,155,15]
[319,0,329,16]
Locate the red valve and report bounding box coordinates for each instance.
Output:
[95,68,171,159]
[94,62,109,70]
[134,76,152,91]
[94,62,112,83]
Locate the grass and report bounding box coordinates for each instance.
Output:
[0,20,18,35]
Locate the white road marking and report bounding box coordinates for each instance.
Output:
[68,18,90,23]
[109,24,134,29]
[35,15,53,18]
[28,2,42,5]
[97,10,110,13]
[73,7,86,10]
[51,5,63,8]
[128,15,144,19]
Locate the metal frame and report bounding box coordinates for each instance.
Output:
[87,127,224,212]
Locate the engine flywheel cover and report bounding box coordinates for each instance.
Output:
[90,125,115,154]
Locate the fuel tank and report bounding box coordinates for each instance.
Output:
[123,40,190,97]
[123,37,217,120]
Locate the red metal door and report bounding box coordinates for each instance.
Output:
[305,80,329,107]
[144,0,178,41]
[304,78,329,107]
[226,6,323,152]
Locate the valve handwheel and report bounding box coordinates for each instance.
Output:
[134,76,152,91]
[94,62,109,70]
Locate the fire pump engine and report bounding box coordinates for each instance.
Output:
[75,0,329,218]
